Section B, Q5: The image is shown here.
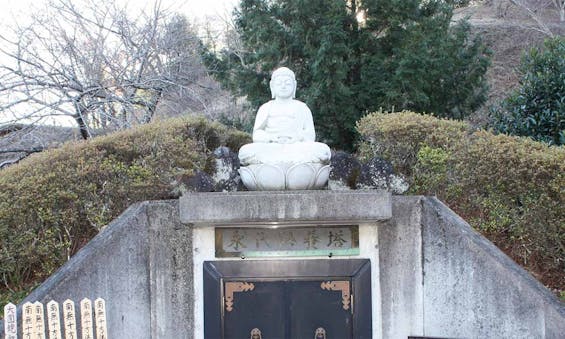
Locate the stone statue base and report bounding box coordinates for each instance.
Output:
[239,162,330,190]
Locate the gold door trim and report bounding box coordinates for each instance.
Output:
[320,280,351,310]
[225,281,255,312]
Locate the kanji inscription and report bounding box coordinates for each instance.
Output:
[216,225,359,257]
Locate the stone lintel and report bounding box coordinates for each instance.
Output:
[179,190,392,226]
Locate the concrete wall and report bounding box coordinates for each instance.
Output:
[378,196,425,338]
[2,193,564,339]
[1,200,194,339]
[378,196,565,338]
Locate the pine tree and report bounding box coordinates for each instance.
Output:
[205,0,490,150]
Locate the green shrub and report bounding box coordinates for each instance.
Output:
[357,110,471,174]
[490,37,565,146]
[358,111,565,291]
[0,117,250,309]
[412,145,451,197]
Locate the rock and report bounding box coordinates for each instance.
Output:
[388,174,410,194]
[357,157,394,190]
[211,146,241,192]
[328,151,361,190]
[181,170,214,192]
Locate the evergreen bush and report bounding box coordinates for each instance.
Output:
[358,111,565,291]
[205,0,490,150]
[490,37,565,145]
[0,118,250,308]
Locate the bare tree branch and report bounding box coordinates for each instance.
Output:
[509,0,556,36]
[0,147,44,154]
[0,0,214,138]
[551,0,565,21]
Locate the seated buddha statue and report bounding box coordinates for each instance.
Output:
[238,67,331,190]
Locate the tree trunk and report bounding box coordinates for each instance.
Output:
[75,114,91,140]
[560,7,564,22]
[142,91,162,124]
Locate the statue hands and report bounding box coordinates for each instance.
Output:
[275,135,299,144]
[254,129,302,144]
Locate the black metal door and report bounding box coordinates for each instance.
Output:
[288,280,352,339]
[223,279,352,339]
[224,281,286,339]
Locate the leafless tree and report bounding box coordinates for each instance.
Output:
[508,0,556,36]
[0,0,212,139]
[551,0,565,21]
[507,0,565,36]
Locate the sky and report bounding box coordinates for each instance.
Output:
[0,0,239,125]
[0,0,239,23]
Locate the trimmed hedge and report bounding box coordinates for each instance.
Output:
[0,117,250,307]
[357,111,564,291]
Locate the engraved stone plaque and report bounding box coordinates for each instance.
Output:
[215,225,359,257]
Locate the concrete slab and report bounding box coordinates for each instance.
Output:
[377,196,425,338]
[179,190,392,225]
[376,196,565,339]
[419,197,565,339]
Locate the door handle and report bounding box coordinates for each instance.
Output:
[314,327,326,339]
[250,327,262,339]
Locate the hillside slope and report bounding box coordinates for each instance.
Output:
[454,0,565,122]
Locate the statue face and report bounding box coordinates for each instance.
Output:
[270,75,295,99]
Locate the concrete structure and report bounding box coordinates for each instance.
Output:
[1,201,193,339]
[379,197,565,338]
[1,192,564,338]
[180,190,392,225]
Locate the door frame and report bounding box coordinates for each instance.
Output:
[203,259,372,339]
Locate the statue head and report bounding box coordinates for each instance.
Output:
[270,67,297,99]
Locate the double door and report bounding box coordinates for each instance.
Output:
[203,259,372,339]
[223,279,352,339]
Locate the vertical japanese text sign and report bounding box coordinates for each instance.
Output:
[94,299,107,339]
[46,300,62,339]
[32,301,45,339]
[22,302,34,339]
[62,300,77,339]
[4,302,18,339]
[80,299,94,339]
